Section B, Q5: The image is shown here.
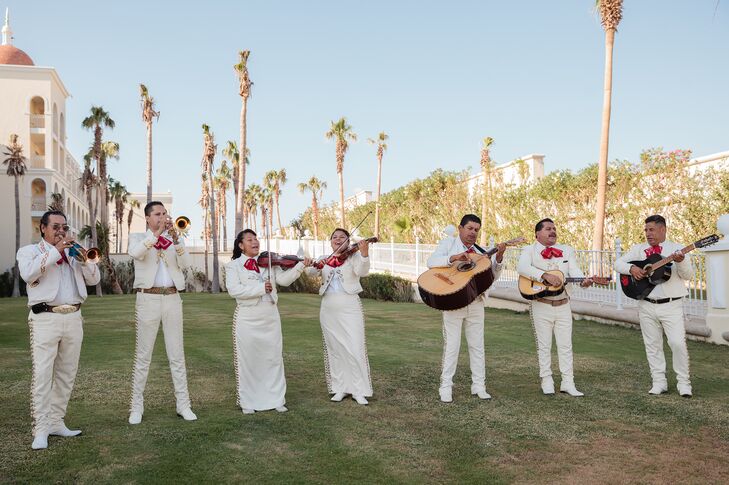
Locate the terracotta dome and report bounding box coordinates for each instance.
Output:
[0,44,34,66]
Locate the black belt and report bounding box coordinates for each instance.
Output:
[643,297,682,305]
[30,303,81,314]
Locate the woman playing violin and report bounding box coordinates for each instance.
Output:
[225,229,312,414]
[306,228,374,405]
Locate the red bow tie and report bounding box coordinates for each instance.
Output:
[154,235,172,250]
[326,256,344,268]
[57,250,69,265]
[466,247,476,254]
[644,245,662,257]
[541,246,563,259]
[244,258,260,273]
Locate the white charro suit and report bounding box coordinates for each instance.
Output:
[426,236,503,394]
[615,240,694,389]
[307,253,373,397]
[225,256,305,410]
[16,239,100,438]
[517,242,584,385]
[128,230,193,415]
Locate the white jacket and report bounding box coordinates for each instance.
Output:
[306,252,370,295]
[517,242,584,298]
[225,256,305,306]
[16,239,101,306]
[614,240,694,299]
[128,230,192,291]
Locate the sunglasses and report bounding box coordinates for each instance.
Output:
[49,224,70,232]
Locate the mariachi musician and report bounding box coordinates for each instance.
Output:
[426,214,505,403]
[306,228,374,405]
[517,218,593,397]
[16,210,100,450]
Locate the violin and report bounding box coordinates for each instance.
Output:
[257,251,305,270]
[316,237,378,268]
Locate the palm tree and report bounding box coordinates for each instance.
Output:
[201,124,220,293]
[222,140,245,227]
[81,106,115,232]
[297,176,327,240]
[367,132,389,238]
[200,172,211,289]
[233,50,252,235]
[3,134,26,297]
[245,183,262,232]
[479,137,495,245]
[592,0,624,251]
[48,192,64,212]
[140,84,160,203]
[325,117,357,226]
[269,169,288,236]
[108,178,129,252]
[257,186,271,237]
[215,159,232,251]
[80,151,103,296]
[126,199,140,251]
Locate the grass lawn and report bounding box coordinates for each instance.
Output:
[1,293,729,484]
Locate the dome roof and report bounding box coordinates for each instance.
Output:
[0,44,34,66]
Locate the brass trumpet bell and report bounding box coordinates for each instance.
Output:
[68,242,101,264]
[175,216,191,231]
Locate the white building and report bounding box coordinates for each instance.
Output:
[343,189,373,210]
[688,150,729,175]
[0,10,97,273]
[465,153,545,195]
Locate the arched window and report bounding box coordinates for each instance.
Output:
[60,112,66,142]
[31,178,47,212]
[52,103,58,134]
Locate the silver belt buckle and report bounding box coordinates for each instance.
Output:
[53,304,76,314]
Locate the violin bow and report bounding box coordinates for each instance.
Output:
[263,207,274,284]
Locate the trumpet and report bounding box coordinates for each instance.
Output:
[68,242,101,264]
[168,216,191,237]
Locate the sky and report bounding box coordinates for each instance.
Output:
[5,0,728,240]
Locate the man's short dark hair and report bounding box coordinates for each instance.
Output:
[40,210,66,237]
[535,218,554,233]
[459,214,481,227]
[144,201,165,217]
[644,215,666,226]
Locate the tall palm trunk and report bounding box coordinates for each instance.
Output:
[375,153,382,238]
[312,195,320,240]
[236,102,247,234]
[275,190,283,236]
[146,122,153,202]
[12,176,20,297]
[592,27,616,251]
[480,164,489,246]
[204,211,210,290]
[208,175,220,293]
[338,166,345,227]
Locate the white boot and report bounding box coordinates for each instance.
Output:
[128,412,143,425]
[352,395,369,405]
[241,408,255,414]
[677,383,693,398]
[648,382,668,395]
[541,377,555,395]
[275,406,288,413]
[50,423,82,437]
[560,380,584,397]
[439,387,453,403]
[330,392,346,402]
[31,432,49,450]
[178,408,198,421]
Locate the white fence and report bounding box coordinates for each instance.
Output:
[188,236,708,319]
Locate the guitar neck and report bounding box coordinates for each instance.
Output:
[651,243,696,271]
[564,277,589,283]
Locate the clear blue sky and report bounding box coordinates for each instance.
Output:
[6,0,728,239]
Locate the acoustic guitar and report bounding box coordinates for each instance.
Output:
[518,270,612,300]
[418,237,526,311]
[619,234,720,300]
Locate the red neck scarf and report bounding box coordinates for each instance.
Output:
[326,256,344,268]
[57,250,69,265]
[541,246,563,259]
[644,245,662,257]
[154,235,172,250]
[244,258,260,273]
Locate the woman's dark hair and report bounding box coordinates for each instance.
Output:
[232,229,257,260]
[330,227,350,240]
[40,210,66,237]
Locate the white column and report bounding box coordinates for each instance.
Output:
[704,214,729,345]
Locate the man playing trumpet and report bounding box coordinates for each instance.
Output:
[127,201,196,425]
[16,210,101,449]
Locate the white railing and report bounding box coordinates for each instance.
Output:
[186,236,708,318]
[30,114,45,129]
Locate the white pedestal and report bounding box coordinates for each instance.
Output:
[705,235,729,345]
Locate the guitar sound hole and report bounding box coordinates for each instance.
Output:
[456,261,476,272]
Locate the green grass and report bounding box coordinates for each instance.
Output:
[1,294,729,484]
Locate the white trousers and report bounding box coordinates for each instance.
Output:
[28,310,83,437]
[233,301,287,411]
[320,293,372,397]
[637,299,691,387]
[130,292,191,414]
[530,301,575,382]
[440,299,486,393]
